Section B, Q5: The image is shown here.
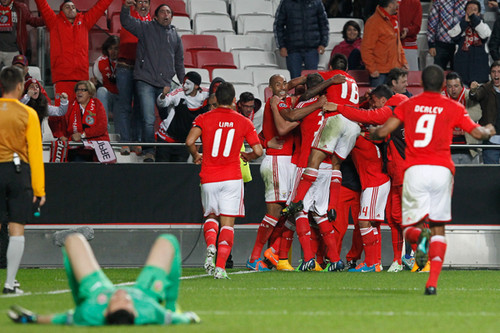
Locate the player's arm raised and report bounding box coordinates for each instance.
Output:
[185,126,203,164]
[370,116,402,140]
[270,95,299,136]
[299,74,346,101]
[280,95,327,122]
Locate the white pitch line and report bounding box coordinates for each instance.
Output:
[0,270,257,298]
[194,310,500,317]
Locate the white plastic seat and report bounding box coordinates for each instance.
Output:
[194,14,234,34]
[212,68,254,85]
[172,16,192,35]
[188,0,229,19]
[238,51,278,70]
[238,15,274,35]
[231,0,273,20]
[223,35,265,52]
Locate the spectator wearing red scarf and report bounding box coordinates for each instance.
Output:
[0,0,44,66]
[361,0,408,87]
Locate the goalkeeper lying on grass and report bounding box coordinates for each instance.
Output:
[8,232,200,326]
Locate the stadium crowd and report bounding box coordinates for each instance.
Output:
[1,0,500,304]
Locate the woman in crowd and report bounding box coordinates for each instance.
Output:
[60,81,110,161]
[330,20,364,70]
[20,78,68,139]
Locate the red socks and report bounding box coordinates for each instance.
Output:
[360,227,378,266]
[203,218,219,248]
[317,217,340,262]
[295,212,314,261]
[216,226,234,269]
[279,226,294,260]
[404,226,422,244]
[293,168,318,203]
[250,214,278,261]
[328,170,342,210]
[426,235,447,289]
[389,223,403,263]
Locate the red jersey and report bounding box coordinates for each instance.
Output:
[320,70,359,115]
[193,107,260,184]
[295,97,331,168]
[261,96,295,155]
[394,92,479,175]
[93,55,118,94]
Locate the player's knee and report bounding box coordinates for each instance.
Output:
[159,234,180,252]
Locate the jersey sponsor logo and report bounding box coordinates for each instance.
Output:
[414,105,443,114]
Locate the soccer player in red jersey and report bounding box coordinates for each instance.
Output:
[186,82,263,279]
[282,73,345,271]
[282,54,361,226]
[372,65,495,294]
[327,85,409,272]
[247,74,310,271]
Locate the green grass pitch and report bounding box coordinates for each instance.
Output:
[1,268,500,332]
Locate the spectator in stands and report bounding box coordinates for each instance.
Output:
[116,0,152,156]
[427,0,467,71]
[236,92,263,133]
[385,67,412,97]
[399,0,422,71]
[121,0,185,162]
[60,81,110,162]
[488,15,500,61]
[443,71,483,164]
[361,0,408,87]
[0,0,44,66]
[20,78,69,139]
[449,0,491,86]
[11,54,33,80]
[274,0,329,78]
[155,72,208,162]
[469,61,500,164]
[330,20,364,70]
[33,0,114,102]
[92,35,119,124]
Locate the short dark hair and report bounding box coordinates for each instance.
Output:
[215,82,235,105]
[155,4,172,17]
[0,66,24,94]
[445,71,463,87]
[329,53,348,71]
[101,35,119,57]
[379,0,396,8]
[385,67,408,87]
[466,0,481,13]
[490,60,500,72]
[105,309,135,325]
[341,20,361,41]
[239,92,255,103]
[422,65,444,92]
[371,84,394,100]
[305,73,324,90]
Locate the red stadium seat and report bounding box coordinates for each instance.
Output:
[110,14,121,33]
[184,51,195,68]
[72,0,94,12]
[348,70,370,87]
[150,0,189,18]
[407,86,424,95]
[407,70,422,87]
[182,34,220,64]
[106,0,122,20]
[195,51,237,77]
[89,31,114,51]
[92,15,109,31]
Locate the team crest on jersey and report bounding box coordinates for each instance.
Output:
[279,102,287,108]
[85,115,95,125]
[97,293,108,304]
[153,280,163,292]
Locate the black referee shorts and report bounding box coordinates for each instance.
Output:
[0,162,34,225]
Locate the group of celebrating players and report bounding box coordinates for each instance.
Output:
[190,53,494,296]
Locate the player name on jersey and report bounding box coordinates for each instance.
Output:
[414,105,444,114]
[219,122,234,127]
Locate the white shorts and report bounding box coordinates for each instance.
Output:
[312,114,360,160]
[201,179,244,217]
[289,163,332,215]
[402,165,453,226]
[260,155,296,203]
[359,179,391,222]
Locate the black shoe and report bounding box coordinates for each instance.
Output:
[424,286,437,295]
[327,209,337,222]
[226,253,234,269]
[346,259,357,270]
[281,200,303,217]
[3,286,24,294]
